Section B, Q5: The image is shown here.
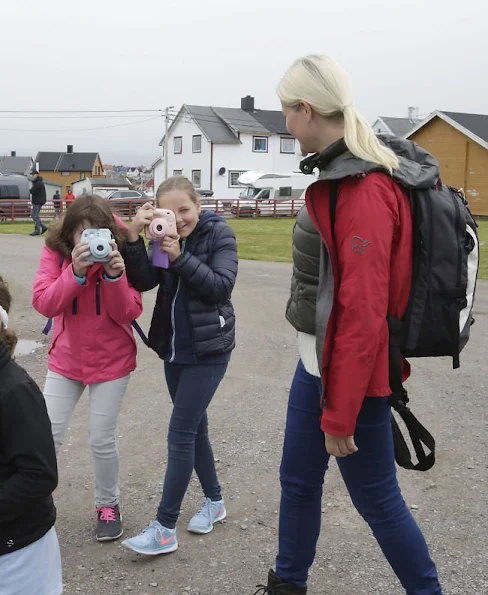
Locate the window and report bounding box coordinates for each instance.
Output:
[61,172,71,177]
[228,170,246,188]
[253,136,268,152]
[174,136,182,154]
[191,170,201,188]
[173,169,183,176]
[279,186,292,197]
[192,135,202,153]
[280,137,295,154]
[109,192,122,198]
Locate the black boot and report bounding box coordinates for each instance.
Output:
[254,569,307,594]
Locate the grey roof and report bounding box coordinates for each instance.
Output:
[184,106,240,144]
[35,151,98,172]
[161,104,291,145]
[251,110,289,135]
[0,156,33,175]
[212,107,269,135]
[442,111,488,144]
[380,117,418,137]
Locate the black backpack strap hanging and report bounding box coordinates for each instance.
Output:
[387,315,436,471]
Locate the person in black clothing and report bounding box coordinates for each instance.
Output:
[122,176,238,556]
[0,275,63,594]
[30,171,48,236]
[53,190,61,219]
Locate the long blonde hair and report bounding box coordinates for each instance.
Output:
[277,54,399,173]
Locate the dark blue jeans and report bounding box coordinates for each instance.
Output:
[157,362,227,529]
[276,360,442,594]
[31,204,47,233]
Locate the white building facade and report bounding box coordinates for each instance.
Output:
[154,97,304,198]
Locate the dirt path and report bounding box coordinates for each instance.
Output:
[1,234,487,594]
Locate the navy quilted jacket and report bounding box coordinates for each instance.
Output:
[124,210,238,360]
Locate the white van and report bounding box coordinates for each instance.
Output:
[231,171,316,216]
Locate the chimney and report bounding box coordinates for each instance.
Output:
[67,144,74,154]
[11,151,16,157]
[241,95,255,112]
[408,107,419,121]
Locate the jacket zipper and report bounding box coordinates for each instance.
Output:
[169,238,186,362]
[96,280,101,315]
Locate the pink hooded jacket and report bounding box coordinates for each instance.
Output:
[32,246,143,384]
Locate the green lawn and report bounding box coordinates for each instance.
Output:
[2,217,487,279]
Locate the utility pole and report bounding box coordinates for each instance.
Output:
[163,106,174,180]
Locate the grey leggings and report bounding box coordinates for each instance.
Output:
[43,370,130,508]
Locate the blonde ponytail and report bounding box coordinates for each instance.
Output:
[278,54,399,173]
[343,105,399,173]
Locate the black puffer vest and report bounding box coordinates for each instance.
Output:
[285,205,321,335]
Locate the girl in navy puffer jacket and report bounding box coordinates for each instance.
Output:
[122,176,238,556]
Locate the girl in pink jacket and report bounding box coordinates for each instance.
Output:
[32,194,143,543]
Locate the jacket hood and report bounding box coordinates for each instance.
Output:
[300,136,440,190]
[197,208,227,230]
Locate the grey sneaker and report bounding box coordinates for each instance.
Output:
[187,498,226,534]
[122,520,178,555]
[96,505,123,542]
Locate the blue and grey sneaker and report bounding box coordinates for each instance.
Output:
[188,498,227,534]
[122,520,178,555]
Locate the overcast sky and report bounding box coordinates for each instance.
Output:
[1,0,486,166]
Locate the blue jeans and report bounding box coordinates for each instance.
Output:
[276,360,442,594]
[31,204,47,233]
[157,362,227,529]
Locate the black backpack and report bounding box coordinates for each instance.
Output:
[330,180,479,471]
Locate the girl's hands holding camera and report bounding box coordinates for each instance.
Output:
[103,241,126,279]
[127,203,155,242]
[71,242,91,278]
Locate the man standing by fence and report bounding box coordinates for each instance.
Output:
[29,171,47,236]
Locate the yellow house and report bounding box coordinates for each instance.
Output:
[35,145,104,197]
[407,111,488,216]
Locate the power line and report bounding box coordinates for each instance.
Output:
[0,114,164,120]
[0,116,162,133]
[0,109,163,114]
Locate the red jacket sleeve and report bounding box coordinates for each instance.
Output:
[102,273,143,324]
[32,246,84,318]
[321,175,399,436]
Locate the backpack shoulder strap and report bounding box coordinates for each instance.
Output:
[328,180,339,241]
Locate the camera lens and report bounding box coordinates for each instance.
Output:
[156,224,163,232]
[97,244,104,252]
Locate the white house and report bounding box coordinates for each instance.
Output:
[372,108,421,138]
[154,96,304,198]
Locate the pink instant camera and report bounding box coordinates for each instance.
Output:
[145,209,177,268]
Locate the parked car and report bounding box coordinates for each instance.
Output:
[105,190,149,217]
[0,175,31,220]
